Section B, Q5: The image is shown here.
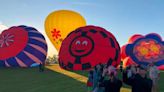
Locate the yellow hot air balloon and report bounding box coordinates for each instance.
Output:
[45,10,86,51]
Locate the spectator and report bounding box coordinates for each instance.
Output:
[131,64,137,75]
[39,63,44,72]
[99,66,122,92]
[148,62,160,92]
[119,62,123,72]
[123,65,152,92]
[87,70,94,92]
[93,64,104,92]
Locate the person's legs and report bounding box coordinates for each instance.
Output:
[154,78,158,92]
[152,80,155,92]
[152,78,158,92]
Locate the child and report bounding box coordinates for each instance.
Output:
[87,70,94,92]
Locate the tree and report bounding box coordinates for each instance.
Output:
[45,55,58,65]
[52,55,58,64]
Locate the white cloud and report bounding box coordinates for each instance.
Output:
[0,24,8,33]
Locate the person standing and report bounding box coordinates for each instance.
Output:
[123,65,152,92]
[99,66,122,92]
[126,65,132,78]
[39,62,44,72]
[87,70,94,92]
[131,64,137,75]
[93,64,102,92]
[148,62,160,92]
[119,61,123,72]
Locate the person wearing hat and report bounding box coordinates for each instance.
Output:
[123,65,153,92]
[99,65,122,92]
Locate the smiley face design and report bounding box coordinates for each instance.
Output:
[69,36,94,57]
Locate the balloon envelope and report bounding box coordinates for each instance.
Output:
[0,25,47,67]
[59,25,121,70]
[121,33,164,70]
[45,10,86,51]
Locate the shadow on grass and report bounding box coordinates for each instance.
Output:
[0,67,87,92]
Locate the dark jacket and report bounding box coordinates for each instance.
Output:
[123,71,152,92]
[99,77,122,92]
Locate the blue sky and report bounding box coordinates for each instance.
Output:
[0,0,164,56]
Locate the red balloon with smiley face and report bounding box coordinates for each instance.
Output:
[59,25,121,70]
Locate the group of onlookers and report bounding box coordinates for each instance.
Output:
[87,62,160,92]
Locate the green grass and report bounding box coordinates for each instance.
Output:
[0,68,87,92]
[0,67,163,92]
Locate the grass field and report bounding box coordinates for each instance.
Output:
[0,67,163,92]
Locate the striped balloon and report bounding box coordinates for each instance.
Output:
[0,25,47,67]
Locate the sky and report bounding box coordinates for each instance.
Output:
[0,0,164,56]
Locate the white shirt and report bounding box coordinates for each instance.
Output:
[149,65,159,79]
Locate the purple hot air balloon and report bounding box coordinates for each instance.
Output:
[0,25,48,67]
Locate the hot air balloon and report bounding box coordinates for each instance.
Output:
[0,25,47,67]
[45,10,86,51]
[121,33,164,70]
[59,25,121,70]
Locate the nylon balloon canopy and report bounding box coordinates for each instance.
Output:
[121,33,164,70]
[59,25,121,70]
[0,25,47,67]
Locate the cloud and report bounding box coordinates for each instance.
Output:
[0,24,8,33]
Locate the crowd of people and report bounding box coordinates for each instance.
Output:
[86,62,160,92]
